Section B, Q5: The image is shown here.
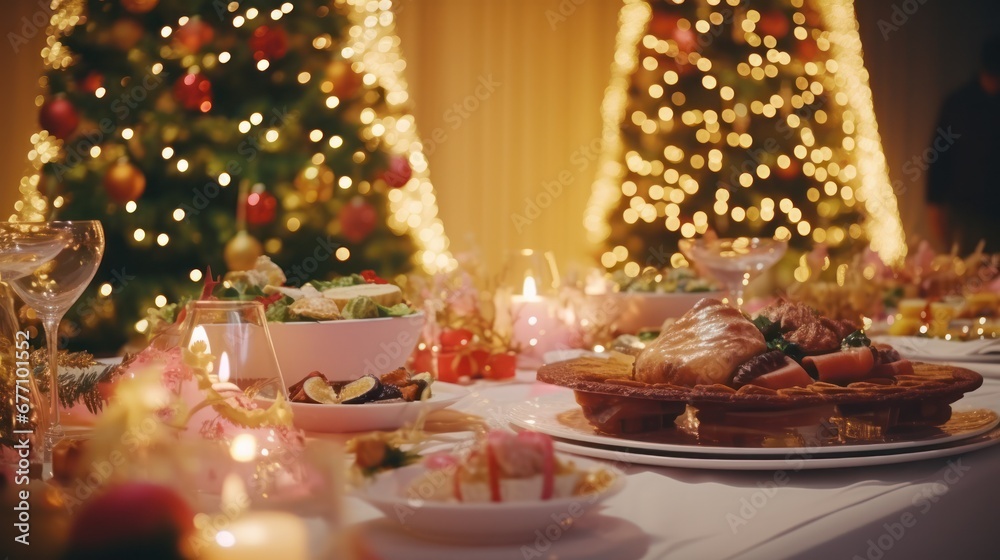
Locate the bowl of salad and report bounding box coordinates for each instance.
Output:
[606,268,722,332]
[205,257,423,385]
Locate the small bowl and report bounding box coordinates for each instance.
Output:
[267,311,425,385]
[286,382,466,433]
[355,456,624,544]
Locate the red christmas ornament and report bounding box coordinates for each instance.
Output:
[38,96,79,140]
[757,10,790,39]
[382,155,412,188]
[121,0,158,14]
[250,25,288,61]
[648,11,682,39]
[173,16,214,54]
[67,482,194,558]
[776,158,801,180]
[80,71,104,94]
[173,72,212,112]
[797,37,819,61]
[246,190,277,226]
[339,197,377,244]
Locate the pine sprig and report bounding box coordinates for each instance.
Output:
[32,350,132,414]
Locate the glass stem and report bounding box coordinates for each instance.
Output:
[43,314,62,435]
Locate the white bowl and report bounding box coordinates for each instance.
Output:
[355,456,624,544]
[604,291,722,332]
[267,311,425,385]
[287,382,466,433]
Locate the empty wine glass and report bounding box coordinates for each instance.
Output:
[678,236,787,308]
[9,221,104,473]
[0,223,70,459]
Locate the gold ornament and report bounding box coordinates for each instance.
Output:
[121,0,158,14]
[325,59,362,99]
[103,161,146,203]
[224,231,263,271]
[293,164,335,202]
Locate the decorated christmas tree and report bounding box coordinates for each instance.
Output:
[585,0,905,279]
[16,0,452,352]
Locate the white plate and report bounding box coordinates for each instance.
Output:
[872,335,1000,364]
[289,383,466,433]
[507,391,999,458]
[548,426,1000,471]
[351,508,648,560]
[353,456,624,544]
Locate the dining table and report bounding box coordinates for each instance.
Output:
[339,358,1000,560]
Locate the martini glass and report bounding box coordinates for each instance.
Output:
[678,236,787,308]
[9,221,104,472]
[0,223,70,456]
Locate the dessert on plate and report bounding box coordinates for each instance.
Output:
[408,430,613,503]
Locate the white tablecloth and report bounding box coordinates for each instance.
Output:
[342,361,1000,560]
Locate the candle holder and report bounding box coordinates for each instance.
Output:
[177,300,287,400]
[505,250,573,369]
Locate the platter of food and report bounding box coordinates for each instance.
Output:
[352,431,623,543]
[527,298,993,467]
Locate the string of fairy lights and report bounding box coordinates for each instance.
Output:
[585,0,905,278]
[15,0,455,277]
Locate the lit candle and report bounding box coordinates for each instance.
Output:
[510,275,564,369]
[212,352,242,396]
[202,511,310,560]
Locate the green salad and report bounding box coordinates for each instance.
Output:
[614,267,717,294]
[149,257,416,331]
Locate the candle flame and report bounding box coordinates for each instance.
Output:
[522,275,538,297]
[219,351,230,383]
[190,325,210,353]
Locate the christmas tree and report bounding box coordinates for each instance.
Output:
[17,0,453,352]
[585,0,905,279]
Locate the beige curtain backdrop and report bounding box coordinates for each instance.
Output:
[395,0,619,273]
[3,0,996,275]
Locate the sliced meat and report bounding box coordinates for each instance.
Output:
[747,359,814,390]
[803,347,876,385]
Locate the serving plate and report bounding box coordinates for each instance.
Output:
[507,391,999,458]
[287,382,467,433]
[542,424,1000,471]
[353,456,624,544]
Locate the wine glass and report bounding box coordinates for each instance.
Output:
[0,224,71,465]
[9,221,104,472]
[678,236,787,308]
